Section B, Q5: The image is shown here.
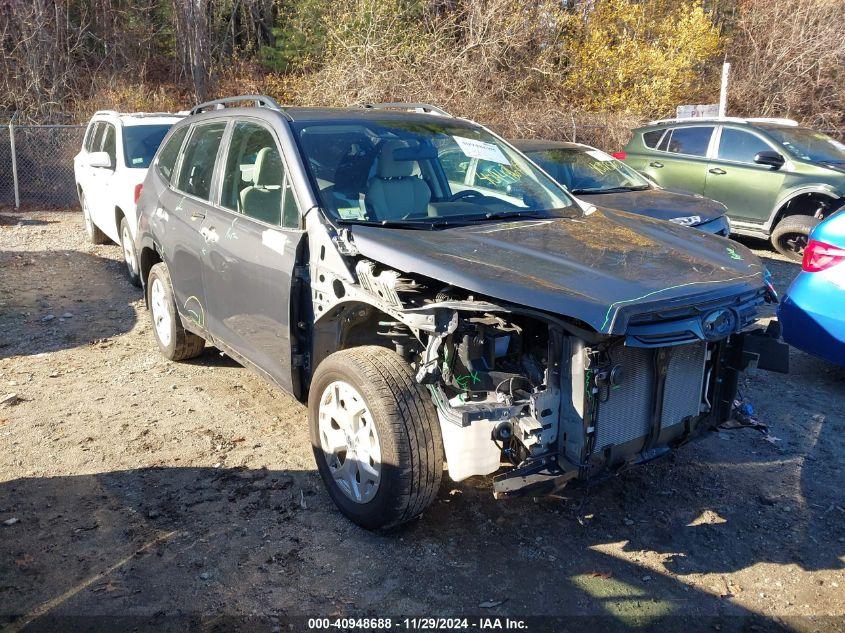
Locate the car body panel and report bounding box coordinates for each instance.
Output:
[779,211,845,366]
[623,121,845,236]
[349,206,764,334]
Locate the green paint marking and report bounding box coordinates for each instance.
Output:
[599,272,763,332]
[726,246,742,260]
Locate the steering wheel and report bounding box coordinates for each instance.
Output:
[448,189,485,202]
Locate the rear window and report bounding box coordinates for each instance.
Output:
[664,126,714,157]
[122,124,173,169]
[157,126,189,183]
[642,129,664,149]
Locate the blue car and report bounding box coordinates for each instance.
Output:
[779,209,845,366]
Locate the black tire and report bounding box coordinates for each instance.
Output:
[80,191,109,245]
[146,262,205,361]
[771,215,820,261]
[308,346,444,530]
[119,217,142,287]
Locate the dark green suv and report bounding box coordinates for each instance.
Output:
[621,118,845,260]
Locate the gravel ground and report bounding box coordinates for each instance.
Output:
[1,208,843,632]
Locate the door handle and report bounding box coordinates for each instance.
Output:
[190,211,206,221]
[649,161,664,168]
[708,167,727,175]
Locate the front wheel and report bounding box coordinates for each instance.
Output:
[119,217,142,287]
[771,215,820,262]
[146,263,205,361]
[308,346,443,530]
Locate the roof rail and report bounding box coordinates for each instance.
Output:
[190,95,287,117]
[362,102,452,117]
[94,109,120,117]
[648,116,799,127]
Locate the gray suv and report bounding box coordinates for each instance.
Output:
[137,96,784,530]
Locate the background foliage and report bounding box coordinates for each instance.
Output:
[1,0,843,142]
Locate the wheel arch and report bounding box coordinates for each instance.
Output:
[308,299,409,391]
[767,186,844,232]
[139,245,162,298]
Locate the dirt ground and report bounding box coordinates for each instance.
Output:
[1,208,843,632]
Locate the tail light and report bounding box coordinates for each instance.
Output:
[134,183,143,204]
[611,150,627,160]
[802,239,845,272]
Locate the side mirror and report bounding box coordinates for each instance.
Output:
[754,151,785,169]
[88,151,113,169]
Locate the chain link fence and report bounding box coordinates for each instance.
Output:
[1,123,85,208]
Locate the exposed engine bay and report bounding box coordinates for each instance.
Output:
[303,217,784,498]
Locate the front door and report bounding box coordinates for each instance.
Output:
[89,123,119,236]
[201,119,303,391]
[163,120,228,332]
[704,126,786,225]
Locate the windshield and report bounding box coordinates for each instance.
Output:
[526,147,651,193]
[122,124,173,169]
[765,127,845,163]
[290,118,576,226]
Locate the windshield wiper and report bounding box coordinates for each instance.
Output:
[570,185,649,194]
[336,218,452,230]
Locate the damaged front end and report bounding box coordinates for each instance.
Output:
[306,217,786,499]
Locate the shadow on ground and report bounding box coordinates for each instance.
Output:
[0,249,137,358]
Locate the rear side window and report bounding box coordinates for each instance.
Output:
[157,126,189,183]
[90,123,106,153]
[83,122,101,151]
[642,129,664,149]
[664,126,714,157]
[221,121,298,227]
[717,128,772,163]
[102,124,117,166]
[176,122,227,201]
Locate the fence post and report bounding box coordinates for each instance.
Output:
[9,113,20,209]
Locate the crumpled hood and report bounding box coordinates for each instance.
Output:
[349,207,765,334]
[577,188,726,224]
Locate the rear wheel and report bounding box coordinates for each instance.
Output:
[120,217,142,287]
[80,192,109,245]
[771,215,820,261]
[308,346,443,530]
[146,263,205,361]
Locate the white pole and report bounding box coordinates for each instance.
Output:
[8,113,20,209]
[718,62,730,118]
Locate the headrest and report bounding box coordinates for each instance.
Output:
[376,140,415,179]
[253,147,283,187]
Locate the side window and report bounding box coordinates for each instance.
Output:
[91,123,106,153]
[102,124,117,167]
[717,128,772,164]
[221,121,298,227]
[439,149,470,184]
[157,126,189,183]
[642,129,664,149]
[665,126,714,157]
[83,122,100,151]
[176,122,227,201]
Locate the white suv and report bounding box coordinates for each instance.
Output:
[73,110,183,286]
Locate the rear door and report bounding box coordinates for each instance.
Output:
[642,125,715,195]
[704,126,786,224]
[161,120,228,333]
[201,118,304,391]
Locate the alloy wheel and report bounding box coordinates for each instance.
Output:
[150,277,172,347]
[317,380,382,504]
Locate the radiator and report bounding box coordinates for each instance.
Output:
[593,342,707,452]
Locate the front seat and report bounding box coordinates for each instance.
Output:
[365,140,431,220]
[240,147,283,224]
